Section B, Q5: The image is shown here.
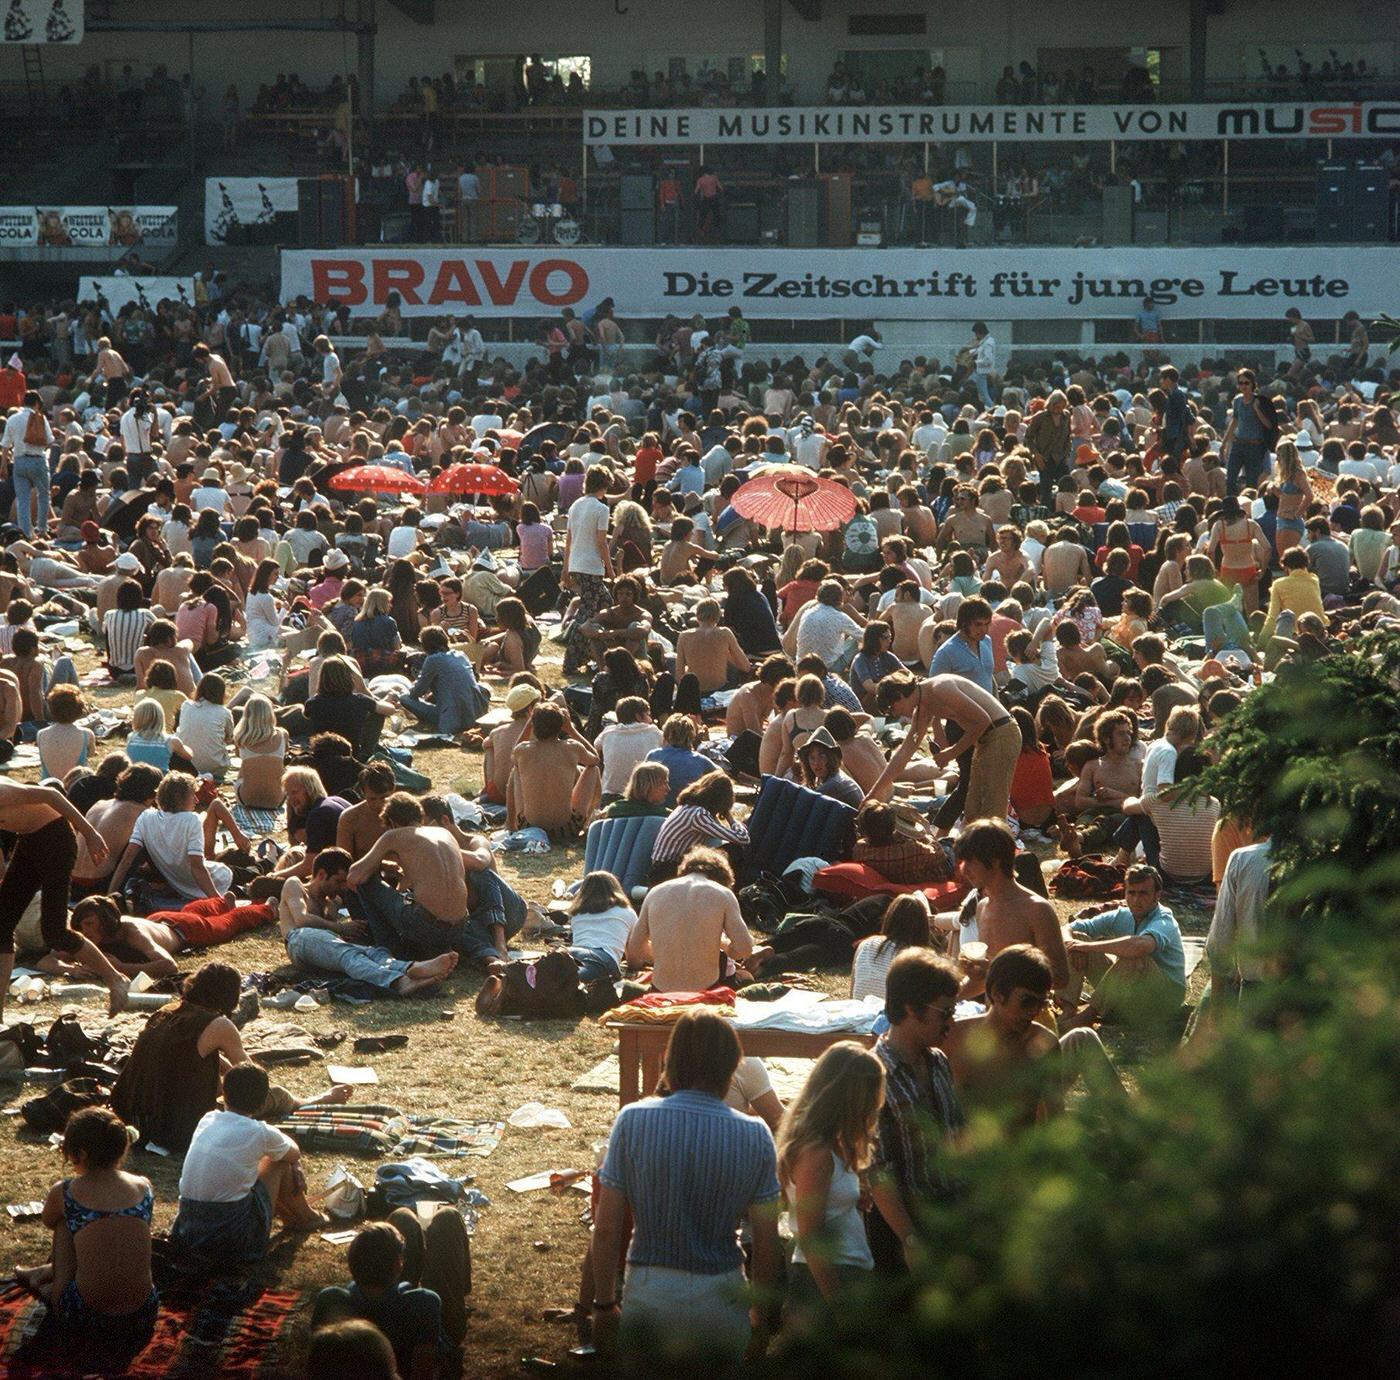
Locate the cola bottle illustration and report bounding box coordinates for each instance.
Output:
[45,0,74,41]
[5,1,33,42]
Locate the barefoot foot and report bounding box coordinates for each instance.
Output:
[393,951,459,996]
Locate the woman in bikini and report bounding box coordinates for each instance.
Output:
[1273,439,1313,558]
[1207,495,1269,615]
[16,1107,158,1357]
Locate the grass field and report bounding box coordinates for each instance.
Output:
[0,627,1213,1376]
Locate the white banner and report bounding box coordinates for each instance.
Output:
[78,276,197,313]
[0,206,177,248]
[205,177,300,246]
[280,246,1397,322]
[585,101,1400,146]
[1,0,82,43]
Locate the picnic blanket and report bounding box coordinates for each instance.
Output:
[0,1280,301,1378]
[231,802,284,838]
[271,1105,504,1159]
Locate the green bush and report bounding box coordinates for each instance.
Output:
[775,637,1400,1377]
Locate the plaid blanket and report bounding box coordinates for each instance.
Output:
[232,803,283,838]
[272,1106,504,1159]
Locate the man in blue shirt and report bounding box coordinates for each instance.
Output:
[398,626,490,737]
[1062,864,1186,1030]
[591,1010,782,1368]
[311,1215,463,1376]
[1219,367,1275,497]
[928,597,997,830]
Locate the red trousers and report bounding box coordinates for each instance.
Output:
[147,895,274,949]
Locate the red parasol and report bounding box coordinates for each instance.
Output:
[329,464,426,495]
[427,462,520,496]
[730,465,857,533]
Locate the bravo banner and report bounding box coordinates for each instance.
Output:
[205,177,300,246]
[280,247,1397,322]
[78,277,197,312]
[0,206,177,248]
[1,0,82,43]
[584,101,1400,146]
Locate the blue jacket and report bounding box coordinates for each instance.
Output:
[407,651,489,735]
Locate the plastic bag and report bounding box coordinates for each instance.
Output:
[508,1101,573,1130]
[320,1165,366,1221]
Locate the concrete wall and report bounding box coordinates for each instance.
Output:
[6,1,1389,111]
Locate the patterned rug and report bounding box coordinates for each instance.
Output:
[0,1280,302,1378]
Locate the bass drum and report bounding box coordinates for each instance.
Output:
[552,216,582,246]
[515,215,543,245]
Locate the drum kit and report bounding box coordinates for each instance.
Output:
[516,202,582,246]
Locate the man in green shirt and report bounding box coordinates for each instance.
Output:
[1156,554,1230,634]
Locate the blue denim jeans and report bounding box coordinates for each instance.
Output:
[399,693,441,729]
[12,455,50,537]
[569,946,621,983]
[971,370,995,408]
[285,924,410,989]
[354,869,526,965]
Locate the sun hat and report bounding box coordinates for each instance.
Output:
[505,684,542,714]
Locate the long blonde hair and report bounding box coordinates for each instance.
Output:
[233,693,278,750]
[357,587,392,620]
[777,542,807,586]
[776,1042,886,1187]
[1275,439,1304,488]
[612,499,652,537]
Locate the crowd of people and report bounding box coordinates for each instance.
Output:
[0,277,1394,1372]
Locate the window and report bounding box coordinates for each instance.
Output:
[453,54,591,95]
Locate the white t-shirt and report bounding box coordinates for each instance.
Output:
[1140,737,1179,799]
[119,409,154,453]
[1010,640,1061,693]
[130,807,233,900]
[470,413,503,433]
[595,721,663,795]
[386,525,421,559]
[321,351,341,386]
[911,422,947,455]
[795,602,862,663]
[848,334,881,356]
[190,484,229,514]
[566,494,610,576]
[851,935,899,1001]
[724,1056,774,1111]
[178,1110,295,1201]
[176,698,234,776]
[569,904,637,966]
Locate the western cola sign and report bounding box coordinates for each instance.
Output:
[583,101,1400,145]
[280,248,1394,322]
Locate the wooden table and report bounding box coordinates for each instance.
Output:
[605,1021,877,1106]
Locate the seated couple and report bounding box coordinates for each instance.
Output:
[345,792,530,971]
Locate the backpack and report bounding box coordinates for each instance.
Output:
[21,1076,111,1134]
[841,514,881,572]
[23,408,46,447]
[495,950,585,1020]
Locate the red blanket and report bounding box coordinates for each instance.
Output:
[0,1281,302,1378]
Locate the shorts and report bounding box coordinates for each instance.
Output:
[1277,517,1306,535]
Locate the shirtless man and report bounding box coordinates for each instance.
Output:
[134,621,202,695]
[724,655,790,737]
[948,819,1069,997]
[0,777,130,1023]
[935,487,995,555]
[942,945,1124,1128]
[656,516,711,586]
[881,581,932,662]
[823,709,889,793]
[871,671,1022,826]
[0,666,20,751]
[1041,528,1093,596]
[508,702,600,833]
[1055,619,1119,686]
[335,761,396,859]
[1074,712,1142,818]
[676,598,750,695]
[484,683,540,804]
[152,556,195,615]
[1,630,48,723]
[193,342,237,424]
[897,486,938,549]
[580,577,653,662]
[72,762,161,890]
[625,847,754,992]
[348,793,520,969]
[280,847,457,997]
[90,336,132,405]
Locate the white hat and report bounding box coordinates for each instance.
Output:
[323,548,350,571]
[472,549,497,571]
[202,467,222,483]
[1293,432,1316,452]
[114,552,142,572]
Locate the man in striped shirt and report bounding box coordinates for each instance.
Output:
[868,948,965,1275]
[592,1010,782,1366]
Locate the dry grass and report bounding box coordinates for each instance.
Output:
[0,626,1214,1376]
